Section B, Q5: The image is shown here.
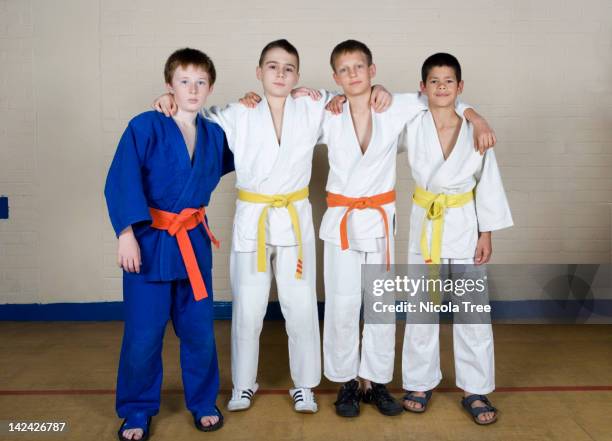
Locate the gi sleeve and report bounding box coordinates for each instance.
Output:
[474,149,514,232]
[392,92,429,125]
[221,133,235,176]
[397,124,409,155]
[455,98,473,116]
[104,122,152,237]
[205,104,237,140]
[315,89,340,145]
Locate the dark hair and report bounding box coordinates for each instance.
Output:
[258,39,300,71]
[421,52,462,83]
[164,48,216,85]
[330,40,373,72]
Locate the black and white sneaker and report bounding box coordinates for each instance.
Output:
[227,383,259,411]
[289,387,318,413]
[334,379,362,417]
[362,382,403,416]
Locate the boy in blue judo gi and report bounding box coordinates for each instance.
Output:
[105,48,234,441]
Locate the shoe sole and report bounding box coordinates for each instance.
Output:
[363,400,403,416]
[227,403,251,412]
[195,418,224,432]
[295,408,318,414]
[335,409,360,417]
[378,408,404,416]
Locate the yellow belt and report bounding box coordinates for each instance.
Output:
[412,186,474,265]
[237,187,308,279]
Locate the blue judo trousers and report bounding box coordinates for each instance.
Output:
[104,111,234,422]
[117,277,218,420]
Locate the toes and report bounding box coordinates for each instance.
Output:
[200,416,219,427]
[402,400,422,410]
[122,428,143,440]
[478,412,494,423]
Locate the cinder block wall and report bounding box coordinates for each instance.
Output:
[1,0,610,303]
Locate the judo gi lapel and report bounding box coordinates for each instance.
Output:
[165,114,195,171]
[275,94,296,158]
[196,114,218,180]
[426,112,469,192]
[342,101,378,192]
[259,96,281,154]
[258,94,296,189]
[346,100,375,159]
[171,113,215,210]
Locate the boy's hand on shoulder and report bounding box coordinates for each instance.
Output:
[474,232,492,265]
[239,91,261,108]
[117,226,142,273]
[466,110,497,154]
[291,87,322,101]
[153,93,177,117]
[370,85,392,113]
[325,95,346,115]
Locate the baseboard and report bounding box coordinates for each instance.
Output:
[0,299,610,322]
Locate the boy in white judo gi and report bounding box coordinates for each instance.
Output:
[399,52,513,425]
[154,40,391,414]
[319,41,496,418]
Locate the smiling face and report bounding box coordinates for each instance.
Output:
[420,65,464,108]
[332,50,376,97]
[256,47,299,98]
[166,64,213,112]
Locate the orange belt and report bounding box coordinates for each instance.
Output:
[326,190,396,271]
[149,207,219,301]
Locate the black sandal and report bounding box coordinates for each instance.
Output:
[402,390,433,413]
[461,394,498,425]
[193,406,224,432]
[118,413,152,441]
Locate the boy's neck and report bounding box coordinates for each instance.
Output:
[173,108,198,125]
[264,93,287,114]
[346,89,372,114]
[429,104,459,127]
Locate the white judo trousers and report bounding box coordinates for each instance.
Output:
[207,92,332,391]
[230,241,320,390]
[319,94,447,385]
[323,238,396,384]
[402,253,495,395]
[400,110,513,395]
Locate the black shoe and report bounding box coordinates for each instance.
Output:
[334,379,362,417]
[363,382,403,416]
